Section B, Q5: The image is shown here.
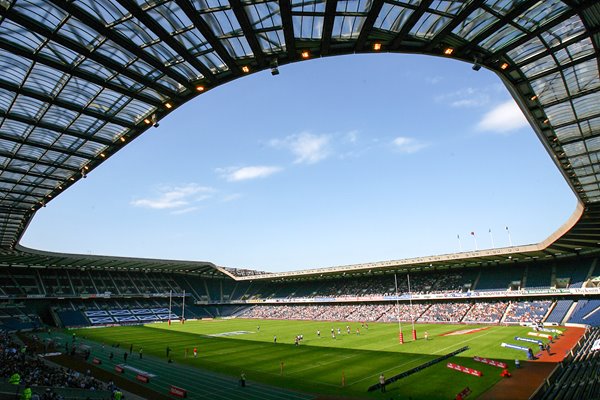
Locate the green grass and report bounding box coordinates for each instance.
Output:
[72,319,558,399]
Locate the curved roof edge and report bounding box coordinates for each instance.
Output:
[2,200,600,280]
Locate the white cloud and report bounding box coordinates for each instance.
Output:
[426,76,443,84]
[217,166,282,182]
[131,183,214,211]
[222,193,243,202]
[170,207,199,215]
[345,130,359,144]
[392,137,429,154]
[270,132,331,164]
[435,87,491,108]
[477,100,529,133]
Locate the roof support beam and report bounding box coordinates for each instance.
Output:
[0,131,96,160]
[355,0,384,52]
[278,0,296,59]
[0,41,162,107]
[423,0,486,52]
[49,0,192,89]
[389,0,434,50]
[115,0,215,82]
[0,80,135,129]
[0,6,181,99]
[462,0,539,52]
[0,110,115,147]
[0,177,56,192]
[1,150,81,173]
[229,0,266,66]
[320,0,338,56]
[175,0,241,74]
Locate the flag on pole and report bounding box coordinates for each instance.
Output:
[471,231,475,236]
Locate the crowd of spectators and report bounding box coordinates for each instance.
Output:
[1,331,110,399]
[241,302,514,323]
[417,302,472,322]
[462,301,509,323]
[503,300,552,324]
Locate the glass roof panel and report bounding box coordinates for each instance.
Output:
[479,23,525,51]
[38,42,83,67]
[77,0,130,26]
[10,96,47,120]
[579,117,600,139]
[0,89,17,112]
[112,17,158,47]
[410,12,451,39]
[12,0,66,31]
[520,54,556,78]
[95,41,137,67]
[586,137,600,153]
[1,119,31,138]
[506,35,546,64]
[572,92,600,120]
[563,141,586,157]
[246,1,282,29]
[58,77,103,106]
[23,64,69,98]
[513,0,567,32]
[222,37,253,57]
[333,15,366,39]
[562,59,600,96]
[58,16,105,50]
[291,0,326,13]
[452,8,497,41]
[70,115,105,134]
[544,100,575,126]
[554,123,581,142]
[553,39,595,66]
[293,15,324,39]
[41,105,79,128]
[429,0,470,15]
[0,140,19,154]
[114,99,155,124]
[88,88,131,117]
[375,3,413,33]
[149,2,195,32]
[0,50,32,85]
[258,30,285,52]
[540,15,585,48]
[78,59,117,81]
[529,72,566,105]
[0,20,46,52]
[29,127,65,145]
[94,122,128,141]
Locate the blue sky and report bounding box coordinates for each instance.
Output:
[21,54,577,272]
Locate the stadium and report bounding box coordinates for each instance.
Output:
[1,0,600,399]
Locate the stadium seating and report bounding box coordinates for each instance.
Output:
[503,300,552,324]
[545,300,574,324]
[537,327,600,400]
[568,300,600,325]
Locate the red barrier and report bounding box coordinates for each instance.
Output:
[115,366,124,374]
[169,385,187,398]
[473,356,507,369]
[412,329,417,341]
[399,332,404,344]
[447,363,482,377]
[455,386,472,400]
[92,358,101,365]
[136,374,150,383]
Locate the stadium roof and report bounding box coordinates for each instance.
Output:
[0,0,600,269]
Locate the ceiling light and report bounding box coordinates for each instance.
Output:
[100,153,106,158]
[144,118,151,124]
[196,85,205,92]
[373,42,382,51]
[530,95,538,101]
[443,47,454,55]
[120,136,126,142]
[500,62,509,70]
[301,50,310,59]
[165,102,173,109]
[242,66,250,73]
[83,165,89,170]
